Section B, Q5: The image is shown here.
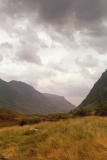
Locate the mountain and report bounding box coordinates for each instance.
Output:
[0,79,74,114]
[44,93,75,113]
[78,70,107,115]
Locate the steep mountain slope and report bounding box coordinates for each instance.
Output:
[0,79,74,114]
[44,93,75,112]
[78,70,107,114]
[0,79,21,110]
[9,80,52,114]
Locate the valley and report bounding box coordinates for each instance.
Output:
[0,70,107,160]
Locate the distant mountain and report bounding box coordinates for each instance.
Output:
[78,70,107,115]
[0,79,74,114]
[44,93,75,113]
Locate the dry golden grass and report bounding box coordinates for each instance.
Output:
[0,116,107,160]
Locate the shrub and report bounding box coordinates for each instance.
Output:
[95,106,107,116]
[72,108,91,117]
[19,118,41,126]
[19,119,28,126]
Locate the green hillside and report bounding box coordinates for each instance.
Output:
[78,70,107,115]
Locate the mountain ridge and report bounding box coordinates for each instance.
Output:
[0,79,75,114]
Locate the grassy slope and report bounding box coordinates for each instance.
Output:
[0,107,45,127]
[0,116,107,160]
[0,107,73,128]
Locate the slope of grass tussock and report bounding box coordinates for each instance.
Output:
[0,116,107,160]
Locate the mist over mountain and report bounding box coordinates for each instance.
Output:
[44,93,75,113]
[0,79,75,114]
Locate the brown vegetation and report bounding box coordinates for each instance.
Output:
[0,116,107,160]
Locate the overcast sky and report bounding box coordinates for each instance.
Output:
[0,0,107,105]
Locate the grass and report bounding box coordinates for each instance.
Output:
[0,107,73,127]
[0,116,107,160]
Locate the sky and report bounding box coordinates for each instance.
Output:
[0,0,107,106]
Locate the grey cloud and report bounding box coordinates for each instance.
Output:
[18,51,41,64]
[15,44,42,64]
[4,0,72,21]
[73,0,107,25]
[89,38,107,54]
[0,42,13,62]
[0,40,42,65]
[0,42,13,49]
[0,55,3,62]
[0,25,42,64]
[85,25,107,38]
[49,62,68,73]
[80,25,107,54]
[1,0,107,53]
[65,85,90,98]
[79,67,101,82]
[75,55,99,68]
[14,28,43,64]
[37,0,72,25]
[4,0,107,26]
